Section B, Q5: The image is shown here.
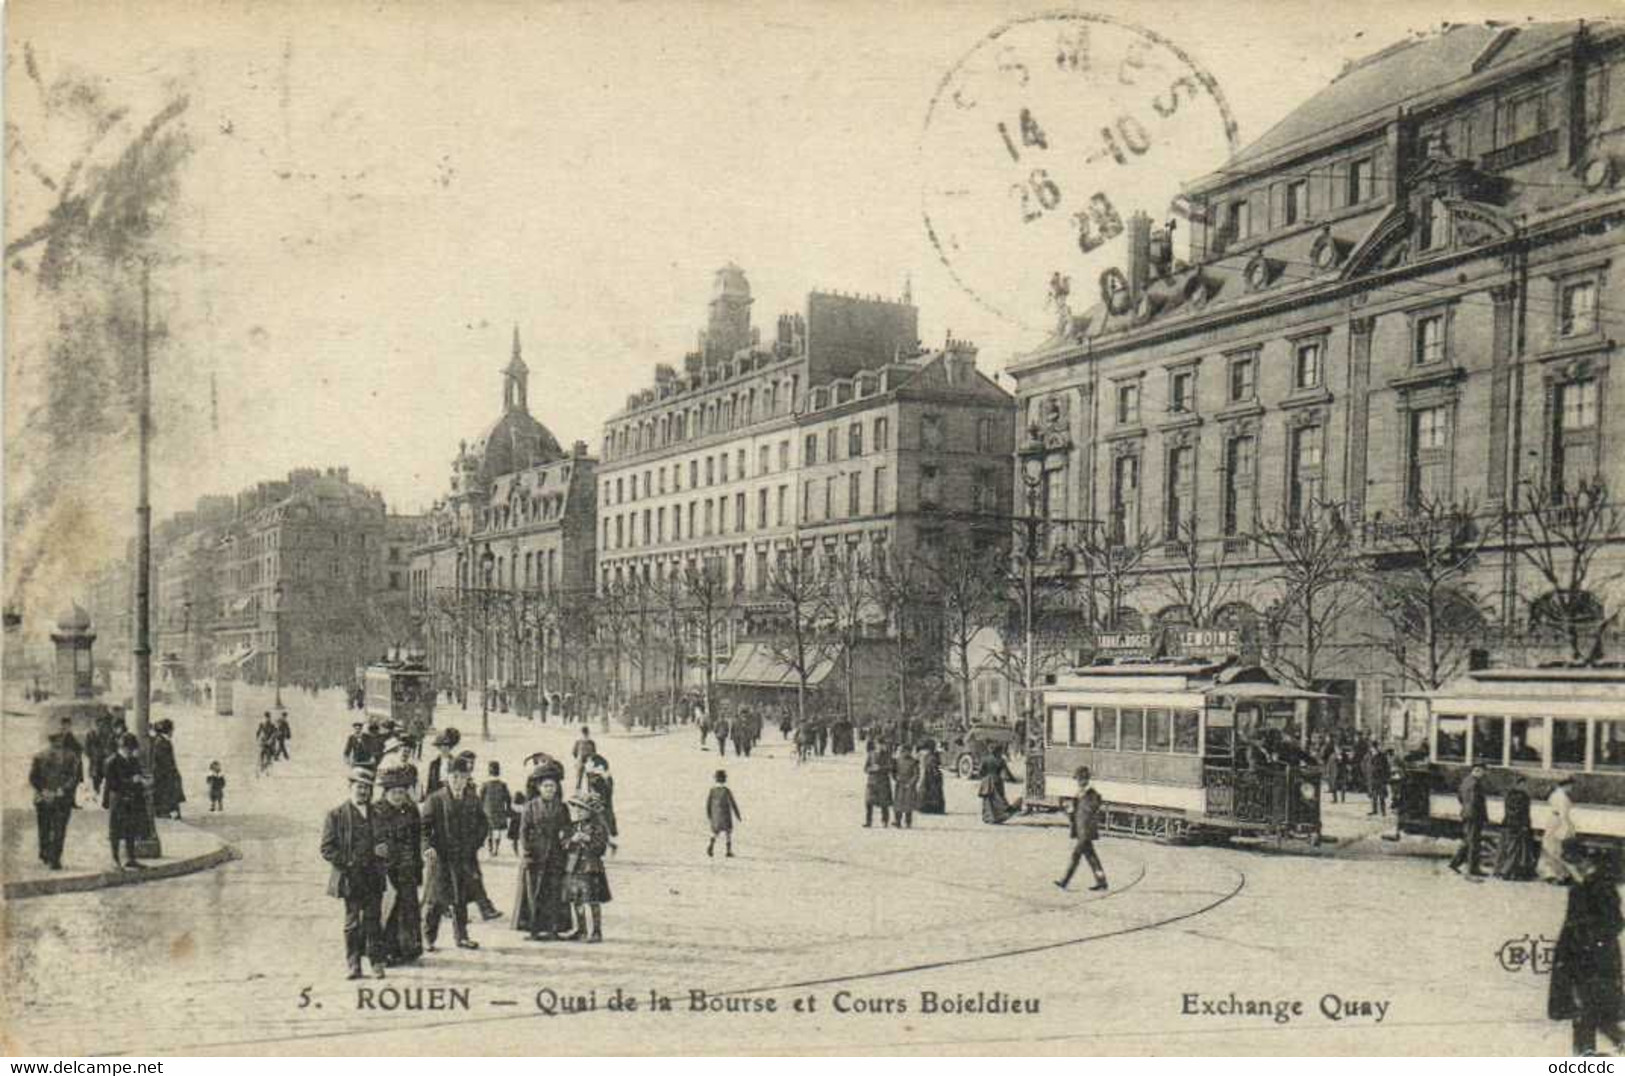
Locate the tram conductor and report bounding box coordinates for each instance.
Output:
[1055,767,1109,892]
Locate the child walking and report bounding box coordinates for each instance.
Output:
[480,761,511,857]
[206,761,226,812]
[563,792,611,943]
[705,769,742,858]
[507,790,526,857]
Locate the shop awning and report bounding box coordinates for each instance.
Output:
[715,643,835,688]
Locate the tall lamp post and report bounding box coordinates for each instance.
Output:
[1017,451,1046,748]
[272,580,285,712]
[481,543,494,742]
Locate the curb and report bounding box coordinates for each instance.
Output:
[3,840,240,900]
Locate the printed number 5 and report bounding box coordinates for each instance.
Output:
[299,986,313,1008]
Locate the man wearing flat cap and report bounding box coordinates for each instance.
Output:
[420,754,491,950]
[320,768,389,979]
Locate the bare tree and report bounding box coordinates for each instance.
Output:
[868,547,936,721]
[683,559,733,723]
[1159,518,1243,629]
[822,550,878,726]
[650,571,689,719]
[1361,495,1498,689]
[1514,477,1625,663]
[1252,502,1365,689]
[920,535,1010,731]
[761,551,837,728]
[1074,522,1159,632]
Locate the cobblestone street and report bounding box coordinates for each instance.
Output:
[0,683,1582,1055]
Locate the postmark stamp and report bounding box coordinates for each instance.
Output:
[921,10,1242,333]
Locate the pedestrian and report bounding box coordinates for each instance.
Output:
[56,717,85,797]
[1364,746,1390,816]
[714,716,730,758]
[374,765,424,967]
[1055,766,1109,891]
[319,767,389,980]
[480,761,511,858]
[1541,776,1580,883]
[1549,841,1625,1055]
[513,758,570,942]
[585,755,618,852]
[206,761,226,812]
[102,733,150,870]
[563,792,612,942]
[423,727,460,798]
[420,755,489,951]
[571,726,597,791]
[892,744,918,829]
[507,790,526,857]
[917,740,946,815]
[257,713,279,776]
[1324,747,1343,804]
[85,715,111,799]
[706,769,742,857]
[29,732,78,870]
[149,719,185,820]
[343,721,366,769]
[276,711,293,761]
[977,745,1019,825]
[358,719,388,769]
[1496,774,1538,881]
[863,741,894,828]
[1448,762,1488,878]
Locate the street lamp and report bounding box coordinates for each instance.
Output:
[481,543,495,742]
[1018,451,1046,745]
[272,580,285,711]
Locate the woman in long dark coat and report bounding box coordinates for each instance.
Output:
[917,742,946,815]
[512,762,572,940]
[978,746,1018,824]
[1549,842,1625,1055]
[1495,775,1538,880]
[149,720,186,819]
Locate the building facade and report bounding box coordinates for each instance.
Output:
[409,331,598,706]
[596,265,1017,708]
[1008,20,1625,730]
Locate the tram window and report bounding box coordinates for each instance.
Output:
[1594,721,1625,771]
[1047,706,1071,746]
[1072,707,1094,746]
[1470,716,1506,766]
[1435,716,1467,762]
[1120,708,1145,752]
[1173,710,1201,754]
[1553,719,1587,769]
[1147,708,1172,752]
[1094,707,1119,751]
[1507,718,1545,765]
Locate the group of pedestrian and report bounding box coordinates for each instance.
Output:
[861,739,947,827]
[1449,764,1579,883]
[703,706,765,758]
[1313,730,1396,812]
[255,710,293,775]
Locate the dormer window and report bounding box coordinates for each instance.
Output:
[1348,158,1374,203]
[1227,200,1251,240]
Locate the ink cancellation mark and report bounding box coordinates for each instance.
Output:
[920,10,1241,332]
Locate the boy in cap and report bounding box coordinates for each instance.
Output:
[480,761,512,857]
[563,793,611,942]
[319,768,389,979]
[206,761,226,812]
[705,770,742,858]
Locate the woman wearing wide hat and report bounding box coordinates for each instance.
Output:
[512,756,571,941]
[149,719,186,820]
[1549,840,1625,1054]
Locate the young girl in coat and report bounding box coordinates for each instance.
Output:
[563,792,612,942]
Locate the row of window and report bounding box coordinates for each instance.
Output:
[1221,155,1378,246]
[1046,705,1204,756]
[605,373,802,462]
[1435,713,1625,772]
[602,469,896,550]
[601,533,893,594]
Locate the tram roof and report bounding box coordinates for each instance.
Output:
[1421,666,1625,702]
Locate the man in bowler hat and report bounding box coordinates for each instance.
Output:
[1055,767,1108,891]
[320,767,389,979]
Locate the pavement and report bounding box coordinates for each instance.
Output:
[2,808,237,900]
[0,682,1585,1055]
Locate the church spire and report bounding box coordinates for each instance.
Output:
[503,323,529,413]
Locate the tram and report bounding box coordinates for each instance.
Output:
[1036,652,1327,843]
[1396,666,1625,846]
[363,648,436,740]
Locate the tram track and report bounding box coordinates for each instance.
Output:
[134,857,1247,1055]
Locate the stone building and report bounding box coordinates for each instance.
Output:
[596,265,1016,710]
[408,330,598,707]
[1007,20,1625,730]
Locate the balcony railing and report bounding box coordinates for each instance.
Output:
[1481,128,1558,173]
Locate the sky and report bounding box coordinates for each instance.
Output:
[3,0,1604,616]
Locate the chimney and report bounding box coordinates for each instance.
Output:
[572,440,588,458]
[1127,212,1153,299]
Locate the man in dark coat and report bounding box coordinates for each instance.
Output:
[275,713,293,761]
[102,733,150,870]
[149,720,185,819]
[320,768,388,979]
[29,733,79,869]
[1449,763,1488,877]
[571,726,597,790]
[357,720,388,769]
[423,727,460,798]
[342,722,366,768]
[1364,747,1391,816]
[85,716,111,798]
[55,717,85,795]
[420,756,489,950]
[1055,767,1108,891]
[863,742,894,828]
[1550,842,1625,1055]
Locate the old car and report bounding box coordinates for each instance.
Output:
[934,723,1020,780]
